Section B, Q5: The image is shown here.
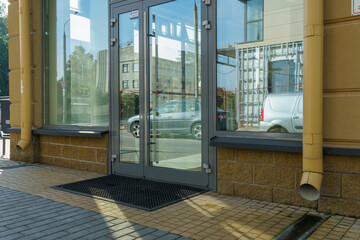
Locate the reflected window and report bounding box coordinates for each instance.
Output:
[216,0,304,133]
[44,0,109,126]
[133,80,138,88]
[122,64,129,73]
[122,80,129,89]
[217,0,263,47]
[133,63,139,72]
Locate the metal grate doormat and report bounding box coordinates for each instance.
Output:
[52,175,208,211]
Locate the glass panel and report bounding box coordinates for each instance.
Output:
[120,11,140,164]
[216,0,303,133]
[247,0,263,22]
[149,0,202,171]
[46,0,109,126]
[246,21,263,42]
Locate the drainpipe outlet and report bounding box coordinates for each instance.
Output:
[299,171,323,201]
[16,139,31,154]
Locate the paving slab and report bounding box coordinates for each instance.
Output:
[0,186,185,240]
[0,164,358,239]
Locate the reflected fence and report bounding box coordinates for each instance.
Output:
[217,41,304,131]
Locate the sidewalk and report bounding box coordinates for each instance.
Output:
[0,164,359,239]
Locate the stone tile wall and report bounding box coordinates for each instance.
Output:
[10,132,109,174]
[217,147,360,217]
[39,134,109,174]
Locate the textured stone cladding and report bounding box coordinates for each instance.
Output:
[10,133,109,174]
[217,147,360,217]
[39,134,109,174]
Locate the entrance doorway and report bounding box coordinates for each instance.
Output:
[110,0,210,187]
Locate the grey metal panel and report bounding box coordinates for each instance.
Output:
[144,167,209,188]
[200,0,215,190]
[207,0,217,190]
[108,2,113,175]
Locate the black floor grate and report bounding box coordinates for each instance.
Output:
[53,175,208,211]
[274,214,328,240]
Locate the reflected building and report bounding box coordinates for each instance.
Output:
[217,0,304,131]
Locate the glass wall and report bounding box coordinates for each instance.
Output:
[216,0,304,133]
[45,0,109,126]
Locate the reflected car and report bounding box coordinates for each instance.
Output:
[259,93,303,133]
[126,100,227,139]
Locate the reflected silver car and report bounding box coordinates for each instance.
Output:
[260,93,303,133]
[126,100,228,139]
[126,100,202,139]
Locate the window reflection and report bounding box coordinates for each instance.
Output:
[46,0,109,126]
[148,0,202,170]
[217,0,304,133]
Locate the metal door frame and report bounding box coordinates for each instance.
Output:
[110,1,145,178]
[109,0,215,189]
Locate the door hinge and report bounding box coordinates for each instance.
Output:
[203,164,212,174]
[111,154,118,162]
[110,18,117,27]
[110,38,117,46]
[202,20,211,30]
[202,0,211,5]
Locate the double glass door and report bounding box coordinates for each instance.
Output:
[110,0,209,187]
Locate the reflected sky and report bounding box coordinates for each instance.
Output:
[56,0,108,80]
[217,0,245,47]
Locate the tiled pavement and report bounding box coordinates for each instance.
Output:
[0,138,10,159]
[0,187,187,240]
[0,164,359,240]
[0,159,32,169]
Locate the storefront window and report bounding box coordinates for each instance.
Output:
[216,0,303,133]
[45,0,109,126]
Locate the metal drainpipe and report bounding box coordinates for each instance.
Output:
[16,0,32,153]
[299,0,324,201]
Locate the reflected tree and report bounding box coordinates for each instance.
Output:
[0,3,9,96]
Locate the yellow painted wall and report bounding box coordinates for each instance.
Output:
[8,0,42,129]
[323,1,360,146]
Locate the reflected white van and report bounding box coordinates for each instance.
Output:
[260,93,303,133]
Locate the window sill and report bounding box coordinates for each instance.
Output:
[210,136,302,153]
[9,127,109,138]
[210,136,360,156]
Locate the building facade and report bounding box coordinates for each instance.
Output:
[7,0,360,217]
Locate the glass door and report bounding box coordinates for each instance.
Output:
[111,0,209,187]
[111,2,144,177]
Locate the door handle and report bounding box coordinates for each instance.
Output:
[293,116,299,119]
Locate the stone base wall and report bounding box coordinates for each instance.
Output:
[10,133,40,163]
[217,147,360,217]
[10,133,109,174]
